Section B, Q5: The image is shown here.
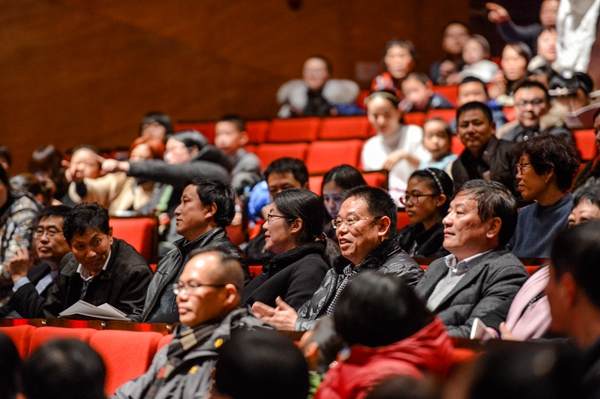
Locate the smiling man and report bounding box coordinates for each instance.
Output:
[252,186,422,331]
[41,203,152,319]
[415,180,528,338]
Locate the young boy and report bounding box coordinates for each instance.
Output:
[401,73,455,113]
[418,118,457,171]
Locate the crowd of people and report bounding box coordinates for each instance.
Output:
[2,1,600,398]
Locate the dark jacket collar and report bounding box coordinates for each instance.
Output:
[333,237,401,274]
[265,240,326,275]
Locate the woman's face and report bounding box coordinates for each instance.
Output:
[501,45,528,82]
[129,143,153,162]
[322,181,345,219]
[404,177,443,228]
[263,204,296,255]
[165,138,195,165]
[537,29,557,63]
[516,153,551,201]
[384,45,414,80]
[442,23,469,55]
[367,96,401,136]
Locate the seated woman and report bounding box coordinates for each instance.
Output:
[69,137,165,216]
[429,22,470,85]
[28,145,69,204]
[372,40,417,98]
[396,168,453,259]
[242,189,334,311]
[489,42,532,105]
[321,165,366,242]
[314,272,453,399]
[361,90,431,206]
[507,134,580,258]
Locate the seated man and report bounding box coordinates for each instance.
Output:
[498,80,572,142]
[132,178,246,324]
[414,180,529,338]
[42,203,152,319]
[450,101,519,199]
[253,186,423,331]
[451,76,508,131]
[0,205,72,318]
[113,245,272,399]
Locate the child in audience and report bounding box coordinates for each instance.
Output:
[400,73,455,113]
[418,118,457,171]
[460,34,498,83]
[372,40,417,98]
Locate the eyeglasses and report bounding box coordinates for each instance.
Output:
[33,228,63,238]
[173,282,227,295]
[332,216,382,230]
[399,194,437,205]
[515,98,545,109]
[266,213,292,223]
[517,162,532,173]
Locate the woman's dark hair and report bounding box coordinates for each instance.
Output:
[366,89,401,109]
[322,165,366,193]
[28,145,68,199]
[383,39,417,64]
[0,164,8,187]
[0,146,12,168]
[169,130,208,152]
[504,42,533,64]
[335,271,434,347]
[409,168,454,215]
[273,188,325,245]
[62,203,111,245]
[514,134,580,192]
[572,177,600,209]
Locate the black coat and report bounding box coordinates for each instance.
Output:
[0,262,57,318]
[396,220,449,259]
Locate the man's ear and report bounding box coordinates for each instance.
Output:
[205,203,218,220]
[223,284,239,308]
[485,216,502,240]
[377,216,392,239]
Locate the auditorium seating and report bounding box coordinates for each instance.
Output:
[267,117,321,142]
[255,142,309,169]
[305,139,363,174]
[109,217,157,264]
[318,116,371,140]
[433,85,458,107]
[174,121,216,143]
[573,129,597,161]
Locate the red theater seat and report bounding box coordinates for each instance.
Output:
[305,140,363,174]
[267,118,321,142]
[318,117,371,140]
[404,112,427,127]
[246,120,270,144]
[309,175,324,195]
[451,135,465,156]
[226,224,246,246]
[256,143,309,169]
[0,325,36,358]
[433,85,458,107]
[157,333,173,351]
[397,211,411,230]
[504,106,516,122]
[175,122,216,144]
[361,171,388,190]
[110,218,157,263]
[28,326,97,356]
[426,109,456,124]
[573,129,597,161]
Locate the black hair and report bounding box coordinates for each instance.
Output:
[455,180,517,248]
[458,76,489,97]
[402,72,431,86]
[383,39,417,63]
[62,203,111,245]
[306,55,333,74]
[139,111,173,136]
[366,89,401,109]
[0,165,9,187]
[344,186,398,236]
[456,101,493,125]
[514,134,580,192]
[334,271,434,347]
[28,145,68,199]
[186,178,236,228]
[305,316,345,375]
[218,114,246,132]
[215,329,309,399]
[264,157,309,187]
[467,34,491,56]
[504,42,533,64]
[169,130,208,152]
[36,205,72,226]
[0,332,20,399]
[188,243,245,292]
[0,145,12,168]
[514,79,550,102]
[10,173,51,204]
[20,339,106,399]
[549,73,594,97]
[321,165,367,193]
[423,117,453,139]
[272,188,325,245]
[70,145,102,158]
[528,65,558,85]
[572,178,600,209]
[408,168,454,215]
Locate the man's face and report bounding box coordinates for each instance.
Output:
[215,121,246,156]
[457,82,488,106]
[70,228,113,276]
[70,149,101,180]
[35,216,71,264]
[540,0,559,27]
[537,29,557,63]
[176,252,230,327]
[401,78,432,111]
[384,45,414,80]
[140,122,167,141]
[267,172,304,200]
[442,23,469,55]
[335,196,388,265]
[514,87,548,128]
[457,109,495,156]
[442,192,494,261]
[303,58,329,91]
[174,185,213,241]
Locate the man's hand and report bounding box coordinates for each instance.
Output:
[101,158,130,174]
[9,248,31,283]
[252,297,298,330]
[486,3,510,24]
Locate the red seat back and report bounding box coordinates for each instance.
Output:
[309,175,324,195]
[361,171,388,190]
[573,129,597,161]
[267,118,320,142]
[451,135,465,156]
[156,333,173,351]
[397,211,411,231]
[246,120,270,144]
[433,85,458,107]
[305,140,363,174]
[318,117,371,140]
[110,218,157,263]
[255,143,309,169]
[0,325,36,358]
[504,106,516,122]
[28,326,97,356]
[426,108,457,124]
[404,112,427,127]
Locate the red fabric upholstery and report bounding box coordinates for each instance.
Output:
[433,85,458,107]
[267,118,320,142]
[574,129,597,161]
[156,333,173,351]
[246,120,270,144]
[361,171,388,190]
[318,117,371,140]
[225,224,246,246]
[305,140,363,174]
[255,143,309,169]
[0,325,36,358]
[28,326,97,356]
[504,106,516,122]
[397,211,411,231]
[404,112,427,127]
[109,218,156,263]
[451,347,477,364]
[525,265,540,275]
[309,175,324,195]
[244,144,257,154]
[249,266,263,279]
[451,135,465,156]
[174,122,216,144]
[90,330,163,395]
[426,108,456,123]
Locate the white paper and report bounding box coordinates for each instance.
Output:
[59,300,129,321]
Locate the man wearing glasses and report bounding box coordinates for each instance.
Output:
[113,245,271,399]
[253,186,422,331]
[0,206,72,318]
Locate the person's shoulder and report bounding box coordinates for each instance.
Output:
[483,249,525,270]
[112,239,149,267]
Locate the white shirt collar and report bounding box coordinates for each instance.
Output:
[444,249,493,277]
[77,250,111,282]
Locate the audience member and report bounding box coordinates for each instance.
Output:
[314,271,454,399]
[400,73,454,113]
[489,42,532,103]
[450,102,519,198]
[429,22,470,85]
[41,203,152,318]
[418,118,457,171]
[321,165,367,242]
[372,40,417,97]
[28,145,69,202]
[362,90,430,205]
[253,186,423,331]
[572,109,600,191]
[132,179,245,323]
[528,27,558,72]
[366,375,440,399]
[21,339,106,399]
[396,168,453,259]
[0,332,20,399]
[138,111,173,142]
[499,80,572,142]
[214,114,262,196]
[507,135,578,258]
[549,72,594,112]
[211,329,309,399]
[545,221,600,398]
[0,146,12,176]
[242,189,333,310]
[69,137,164,215]
[460,34,499,83]
[454,76,508,130]
[10,173,52,207]
[0,206,71,318]
[113,246,272,399]
[277,56,360,118]
[415,180,529,337]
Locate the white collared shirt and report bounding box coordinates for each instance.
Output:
[77,251,111,282]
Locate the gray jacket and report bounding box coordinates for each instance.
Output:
[414,249,529,338]
[112,307,272,399]
[294,238,423,331]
